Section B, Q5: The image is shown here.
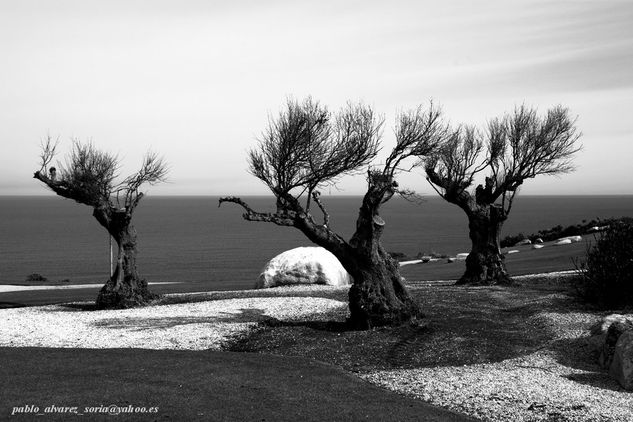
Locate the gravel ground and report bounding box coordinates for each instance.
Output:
[0,291,348,350]
[1,278,632,421]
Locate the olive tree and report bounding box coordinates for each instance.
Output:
[220,97,446,328]
[34,137,168,308]
[425,105,581,285]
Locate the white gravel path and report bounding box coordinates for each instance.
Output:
[0,292,348,350]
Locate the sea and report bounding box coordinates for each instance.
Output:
[1,195,632,290]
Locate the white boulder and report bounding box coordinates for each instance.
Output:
[506,249,520,254]
[455,253,469,260]
[256,247,353,288]
[532,244,545,249]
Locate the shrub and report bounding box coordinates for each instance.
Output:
[500,232,527,248]
[575,222,633,308]
[26,273,48,282]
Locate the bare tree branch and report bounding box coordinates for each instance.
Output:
[384,101,446,178]
[38,135,59,174]
[311,190,330,227]
[218,196,295,226]
[425,104,581,214]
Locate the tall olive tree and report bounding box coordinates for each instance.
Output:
[34,137,168,308]
[220,97,446,328]
[425,105,581,285]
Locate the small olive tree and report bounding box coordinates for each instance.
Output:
[34,137,168,308]
[221,97,446,328]
[425,105,581,285]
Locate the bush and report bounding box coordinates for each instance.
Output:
[26,273,48,282]
[575,222,633,308]
[500,232,527,248]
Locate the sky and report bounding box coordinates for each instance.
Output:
[1,0,632,196]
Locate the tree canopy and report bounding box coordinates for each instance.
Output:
[35,136,168,213]
[425,104,581,214]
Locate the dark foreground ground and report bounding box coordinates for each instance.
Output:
[0,348,474,422]
[0,239,586,308]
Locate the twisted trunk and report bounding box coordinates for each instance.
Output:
[344,189,421,328]
[93,207,156,309]
[296,190,422,328]
[458,205,511,285]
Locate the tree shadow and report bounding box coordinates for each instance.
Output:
[89,308,351,333]
[59,303,98,311]
[0,302,27,309]
[158,287,349,306]
[222,283,607,372]
[92,308,272,331]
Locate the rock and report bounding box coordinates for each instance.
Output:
[447,257,456,263]
[534,238,544,244]
[554,238,572,246]
[455,253,469,260]
[610,330,633,390]
[256,247,353,288]
[591,314,633,336]
[556,236,582,244]
[506,249,520,254]
[514,239,532,246]
[598,320,633,369]
[532,244,545,249]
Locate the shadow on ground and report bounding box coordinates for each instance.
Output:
[225,277,605,377]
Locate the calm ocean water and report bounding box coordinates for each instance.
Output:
[1,195,632,289]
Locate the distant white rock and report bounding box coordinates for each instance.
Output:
[555,235,582,244]
[532,244,545,249]
[514,239,531,246]
[455,253,469,260]
[256,247,353,289]
[507,250,520,254]
[534,238,544,244]
[555,239,573,246]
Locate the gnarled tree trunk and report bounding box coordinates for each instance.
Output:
[94,208,156,309]
[343,192,421,328]
[296,186,422,329]
[458,205,511,285]
[345,247,421,329]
